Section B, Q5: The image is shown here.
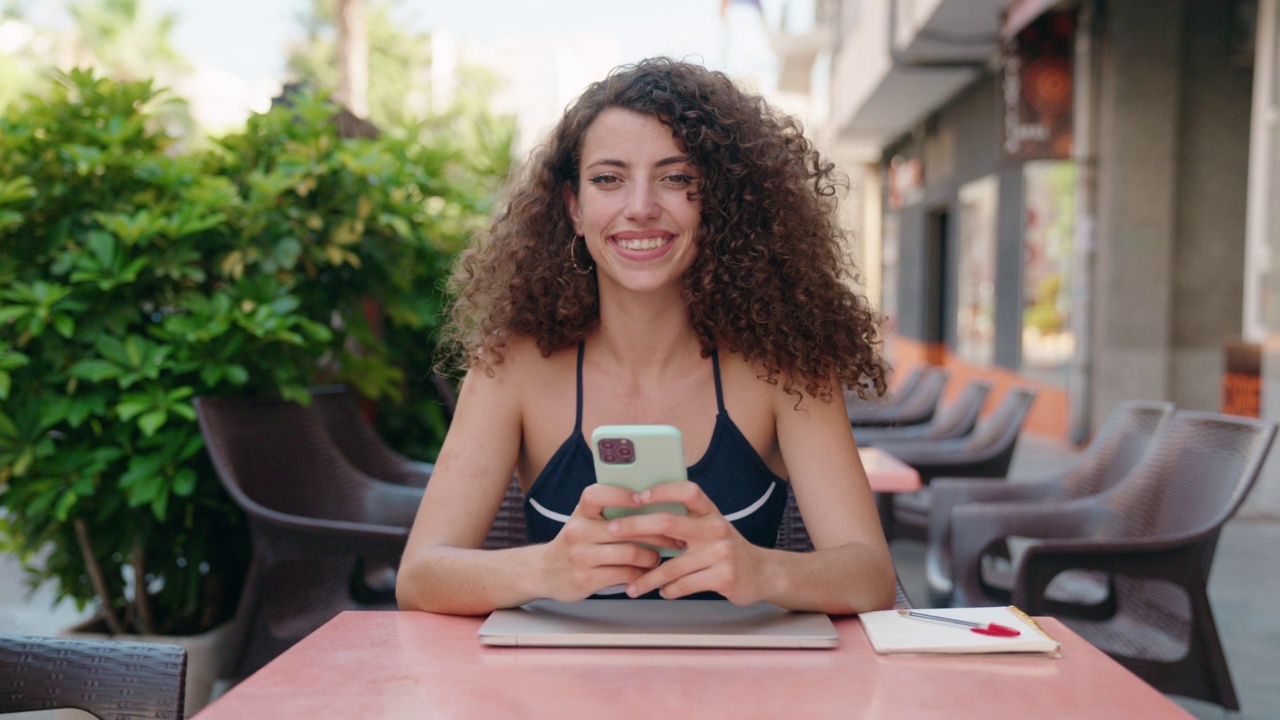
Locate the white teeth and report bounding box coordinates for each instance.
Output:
[615,236,669,251]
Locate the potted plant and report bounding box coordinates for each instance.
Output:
[0,70,509,708]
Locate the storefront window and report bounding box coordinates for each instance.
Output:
[955,175,999,365]
[1021,160,1075,386]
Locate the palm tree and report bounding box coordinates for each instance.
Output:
[335,0,369,118]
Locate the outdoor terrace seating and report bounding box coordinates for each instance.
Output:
[950,410,1276,710]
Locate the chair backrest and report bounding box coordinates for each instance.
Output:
[846,365,926,416]
[1059,400,1174,499]
[309,385,430,488]
[0,634,187,719]
[960,386,1037,456]
[921,379,992,441]
[195,396,416,528]
[430,372,460,421]
[883,367,949,425]
[1100,410,1276,540]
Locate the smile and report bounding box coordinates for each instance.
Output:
[612,235,673,251]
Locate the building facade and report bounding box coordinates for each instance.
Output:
[788,0,1280,516]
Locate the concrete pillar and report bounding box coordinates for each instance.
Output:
[1089,0,1186,425]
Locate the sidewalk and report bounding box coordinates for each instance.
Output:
[891,433,1280,720]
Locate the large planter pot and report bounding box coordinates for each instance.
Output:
[63,618,234,716]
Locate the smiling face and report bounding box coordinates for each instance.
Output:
[565,108,703,297]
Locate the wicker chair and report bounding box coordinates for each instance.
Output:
[854,379,992,447]
[847,366,949,428]
[195,396,423,680]
[924,400,1174,607]
[0,634,187,719]
[949,410,1276,710]
[845,365,925,420]
[872,387,1037,541]
[309,385,434,488]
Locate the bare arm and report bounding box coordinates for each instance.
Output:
[396,354,660,615]
[769,383,897,613]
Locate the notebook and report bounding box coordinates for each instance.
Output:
[478,599,839,648]
[857,606,1061,656]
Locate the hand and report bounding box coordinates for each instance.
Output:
[538,483,667,602]
[607,481,770,605]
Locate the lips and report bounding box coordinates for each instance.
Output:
[610,231,674,252]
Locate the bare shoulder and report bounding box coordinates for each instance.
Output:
[716,349,843,419]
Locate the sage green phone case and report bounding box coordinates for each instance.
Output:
[591,424,689,557]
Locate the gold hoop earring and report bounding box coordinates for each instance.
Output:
[570,235,594,275]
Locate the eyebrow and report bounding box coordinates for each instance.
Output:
[584,155,690,171]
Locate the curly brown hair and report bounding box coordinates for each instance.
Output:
[443,57,886,401]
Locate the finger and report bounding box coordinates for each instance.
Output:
[638,481,720,516]
[589,541,662,570]
[655,566,739,602]
[625,550,706,598]
[575,483,644,519]
[611,512,730,546]
[579,566,651,598]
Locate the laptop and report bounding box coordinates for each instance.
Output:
[478,599,839,649]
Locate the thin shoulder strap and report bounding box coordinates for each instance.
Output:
[575,341,586,431]
[710,348,726,413]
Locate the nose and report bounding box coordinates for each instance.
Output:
[624,182,660,221]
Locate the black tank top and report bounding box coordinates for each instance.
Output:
[524,343,788,551]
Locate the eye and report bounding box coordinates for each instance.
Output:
[588,173,622,186]
[661,173,697,187]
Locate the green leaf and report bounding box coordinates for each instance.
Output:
[53,490,78,521]
[69,360,122,383]
[137,410,167,436]
[172,468,196,497]
[52,314,75,339]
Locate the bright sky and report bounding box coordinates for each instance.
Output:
[19,0,827,140]
[25,0,801,86]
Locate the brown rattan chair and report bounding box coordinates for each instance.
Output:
[854,378,992,446]
[872,386,1038,541]
[194,396,423,680]
[924,400,1174,607]
[845,365,924,418]
[949,410,1276,710]
[0,634,187,719]
[847,366,949,428]
[309,385,434,488]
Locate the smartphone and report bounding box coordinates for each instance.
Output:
[591,424,689,557]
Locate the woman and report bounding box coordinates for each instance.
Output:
[396,58,895,616]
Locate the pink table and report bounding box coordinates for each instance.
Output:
[860,446,921,533]
[196,611,1191,720]
[861,447,921,493]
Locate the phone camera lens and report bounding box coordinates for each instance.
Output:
[600,439,616,450]
[618,446,634,459]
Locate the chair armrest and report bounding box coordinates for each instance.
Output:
[1010,533,1217,613]
[924,477,1065,598]
[949,498,1105,606]
[364,480,424,528]
[247,507,410,561]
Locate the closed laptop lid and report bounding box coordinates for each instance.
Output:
[478,599,838,649]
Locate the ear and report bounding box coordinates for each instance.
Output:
[563,181,582,235]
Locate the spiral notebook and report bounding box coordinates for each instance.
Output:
[479,599,839,648]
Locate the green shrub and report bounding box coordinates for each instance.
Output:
[0,69,510,635]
